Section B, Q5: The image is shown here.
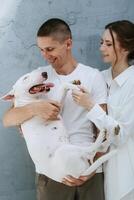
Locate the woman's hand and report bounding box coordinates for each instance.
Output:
[72,86,94,111]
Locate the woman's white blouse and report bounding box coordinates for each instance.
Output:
[87,65,134,200]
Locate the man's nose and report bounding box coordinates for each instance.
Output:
[41,50,49,59]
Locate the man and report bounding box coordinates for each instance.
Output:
[3,18,106,200]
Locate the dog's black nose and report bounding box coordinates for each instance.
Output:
[42,72,48,78]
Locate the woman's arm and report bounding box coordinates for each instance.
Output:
[73,87,134,146]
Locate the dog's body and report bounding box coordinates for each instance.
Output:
[2,68,117,182]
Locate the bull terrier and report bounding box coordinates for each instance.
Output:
[1,67,117,182]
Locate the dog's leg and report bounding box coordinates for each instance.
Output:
[85,129,106,153]
[64,129,106,165]
[73,129,108,166]
[82,150,117,176]
[84,129,107,164]
[58,83,79,104]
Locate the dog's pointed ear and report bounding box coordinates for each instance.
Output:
[0,89,14,101]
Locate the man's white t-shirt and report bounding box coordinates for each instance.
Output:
[41,63,107,172]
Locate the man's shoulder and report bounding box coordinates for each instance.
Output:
[78,63,100,75]
[101,68,111,82]
[101,68,110,75]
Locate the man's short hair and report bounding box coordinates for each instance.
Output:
[37,18,72,42]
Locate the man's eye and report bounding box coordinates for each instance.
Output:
[47,48,54,51]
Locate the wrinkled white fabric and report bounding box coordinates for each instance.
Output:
[87,65,134,200]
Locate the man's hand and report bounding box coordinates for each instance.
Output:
[31,100,61,121]
[62,172,95,187]
[62,147,108,187]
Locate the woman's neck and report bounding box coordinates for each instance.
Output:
[111,61,129,78]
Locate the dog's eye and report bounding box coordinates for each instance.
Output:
[23,76,28,81]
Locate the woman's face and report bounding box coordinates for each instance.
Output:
[100,29,127,66]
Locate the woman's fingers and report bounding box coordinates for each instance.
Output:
[78,85,89,93]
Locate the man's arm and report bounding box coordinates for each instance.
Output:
[3,100,61,127]
[3,104,34,127]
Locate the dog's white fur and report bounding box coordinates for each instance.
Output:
[2,68,117,182]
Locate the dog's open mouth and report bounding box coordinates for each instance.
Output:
[29,83,54,94]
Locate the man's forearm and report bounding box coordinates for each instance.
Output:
[3,104,34,127]
[3,100,60,127]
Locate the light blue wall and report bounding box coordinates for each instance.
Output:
[0,0,133,199]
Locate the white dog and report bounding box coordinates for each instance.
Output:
[2,67,117,182]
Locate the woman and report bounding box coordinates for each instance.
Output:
[72,20,134,200]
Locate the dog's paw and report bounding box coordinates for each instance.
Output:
[72,80,81,85]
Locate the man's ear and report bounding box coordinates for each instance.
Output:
[66,38,72,50]
[0,89,14,101]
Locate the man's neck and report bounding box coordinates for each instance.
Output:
[56,58,78,75]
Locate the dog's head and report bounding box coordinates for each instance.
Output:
[1,68,54,101]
